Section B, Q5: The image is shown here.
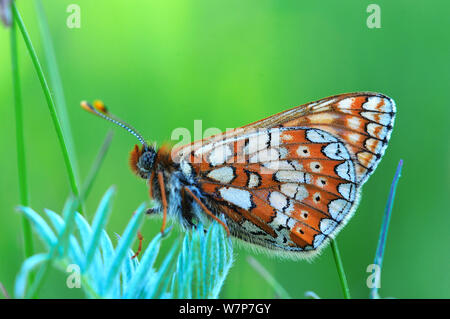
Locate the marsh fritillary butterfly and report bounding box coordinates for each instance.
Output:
[82,92,396,259]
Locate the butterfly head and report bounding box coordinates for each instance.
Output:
[129,144,156,179]
[81,100,155,179]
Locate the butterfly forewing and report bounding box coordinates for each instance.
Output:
[175,92,395,257]
[245,92,396,184]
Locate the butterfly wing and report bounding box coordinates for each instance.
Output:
[175,92,396,257]
[242,92,396,184]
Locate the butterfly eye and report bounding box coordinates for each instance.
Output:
[138,150,156,172]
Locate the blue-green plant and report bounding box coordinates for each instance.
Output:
[370,159,403,299]
[14,188,233,299]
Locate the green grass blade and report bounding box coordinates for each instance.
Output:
[12,2,81,204]
[330,239,351,299]
[81,131,114,201]
[10,5,34,273]
[33,0,81,190]
[247,256,291,299]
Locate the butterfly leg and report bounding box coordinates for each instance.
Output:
[158,171,168,234]
[184,187,230,237]
[130,208,144,260]
[131,231,144,260]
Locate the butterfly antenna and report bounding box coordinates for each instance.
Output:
[81,100,148,147]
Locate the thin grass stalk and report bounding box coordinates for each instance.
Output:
[12,2,81,203]
[370,159,403,299]
[33,0,80,185]
[81,131,114,201]
[247,256,291,299]
[10,7,35,275]
[330,239,351,299]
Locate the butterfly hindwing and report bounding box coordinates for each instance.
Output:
[182,127,356,255]
[175,92,395,257]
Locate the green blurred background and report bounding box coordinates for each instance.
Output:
[0,0,449,298]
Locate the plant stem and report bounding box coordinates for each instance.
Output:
[247,256,291,299]
[370,159,403,299]
[10,5,35,272]
[81,131,114,201]
[33,0,81,188]
[330,239,351,299]
[12,2,81,203]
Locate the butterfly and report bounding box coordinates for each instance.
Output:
[81,92,396,259]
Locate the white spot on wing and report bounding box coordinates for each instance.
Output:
[219,187,252,210]
[247,173,260,188]
[337,183,355,201]
[313,234,326,248]
[279,147,288,159]
[305,129,337,143]
[335,160,356,182]
[322,142,350,160]
[243,132,269,155]
[208,144,232,166]
[346,116,362,130]
[249,148,279,163]
[362,96,393,112]
[328,199,351,221]
[347,132,362,144]
[263,160,302,171]
[307,112,339,124]
[207,167,235,184]
[366,123,388,139]
[365,138,382,153]
[361,111,393,126]
[337,97,354,109]
[310,161,322,173]
[269,192,288,211]
[313,98,337,110]
[275,171,311,184]
[280,183,309,201]
[297,145,310,157]
[319,218,338,235]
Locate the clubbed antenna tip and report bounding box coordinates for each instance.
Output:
[80,100,148,147]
